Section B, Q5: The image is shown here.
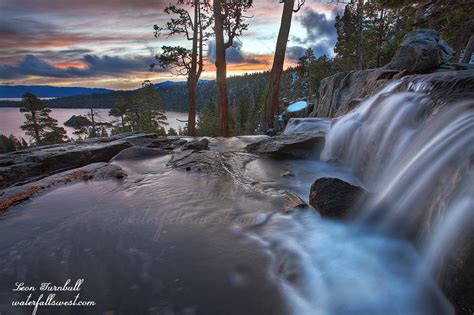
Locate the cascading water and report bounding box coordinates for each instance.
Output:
[321,75,473,241]
[318,72,474,311]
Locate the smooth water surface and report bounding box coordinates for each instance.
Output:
[0,108,188,139]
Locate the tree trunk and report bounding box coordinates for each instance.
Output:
[356,0,364,70]
[187,77,197,136]
[214,0,230,137]
[90,108,96,138]
[187,0,199,136]
[264,0,295,132]
[461,35,474,64]
[120,114,125,129]
[31,110,41,144]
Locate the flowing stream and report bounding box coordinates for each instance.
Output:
[0,73,473,314]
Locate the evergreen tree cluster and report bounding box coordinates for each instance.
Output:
[108,81,168,136]
[0,135,28,154]
[334,0,473,71]
[19,93,68,145]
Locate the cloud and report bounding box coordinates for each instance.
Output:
[0,54,161,79]
[0,0,168,13]
[207,41,262,65]
[286,46,307,62]
[290,6,343,59]
[297,9,337,42]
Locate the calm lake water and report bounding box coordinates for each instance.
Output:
[0,107,188,140]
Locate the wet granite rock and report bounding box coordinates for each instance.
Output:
[246,133,325,159]
[148,136,188,150]
[387,29,453,73]
[0,138,132,189]
[310,29,472,119]
[182,138,210,151]
[311,68,399,118]
[168,150,222,174]
[309,177,368,218]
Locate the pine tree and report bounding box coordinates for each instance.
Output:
[334,3,358,71]
[168,127,178,136]
[153,1,212,136]
[264,0,305,131]
[124,81,168,133]
[20,93,67,145]
[110,97,133,134]
[197,99,218,137]
[0,134,28,153]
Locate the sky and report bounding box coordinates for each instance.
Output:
[0,0,345,90]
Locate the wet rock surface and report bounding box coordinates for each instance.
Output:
[0,139,132,189]
[309,177,368,218]
[148,136,188,150]
[311,68,398,118]
[246,133,325,158]
[182,138,210,151]
[0,162,126,212]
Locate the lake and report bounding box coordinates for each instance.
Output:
[0,108,189,140]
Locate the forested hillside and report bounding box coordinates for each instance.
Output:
[0,73,270,113]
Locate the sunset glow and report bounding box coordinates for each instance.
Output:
[0,0,344,90]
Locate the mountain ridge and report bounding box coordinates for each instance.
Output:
[0,80,211,98]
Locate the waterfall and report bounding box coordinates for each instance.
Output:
[321,73,474,273]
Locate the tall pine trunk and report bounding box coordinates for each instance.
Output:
[187,78,197,135]
[264,0,295,131]
[187,1,199,136]
[214,0,230,137]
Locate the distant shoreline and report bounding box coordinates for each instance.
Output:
[0,102,187,113]
[0,101,112,109]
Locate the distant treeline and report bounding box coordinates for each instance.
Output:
[0,72,270,113]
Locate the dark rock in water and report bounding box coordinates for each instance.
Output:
[87,163,128,180]
[387,29,453,73]
[435,215,474,315]
[64,115,92,128]
[246,133,324,159]
[309,177,368,218]
[182,138,210,151]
